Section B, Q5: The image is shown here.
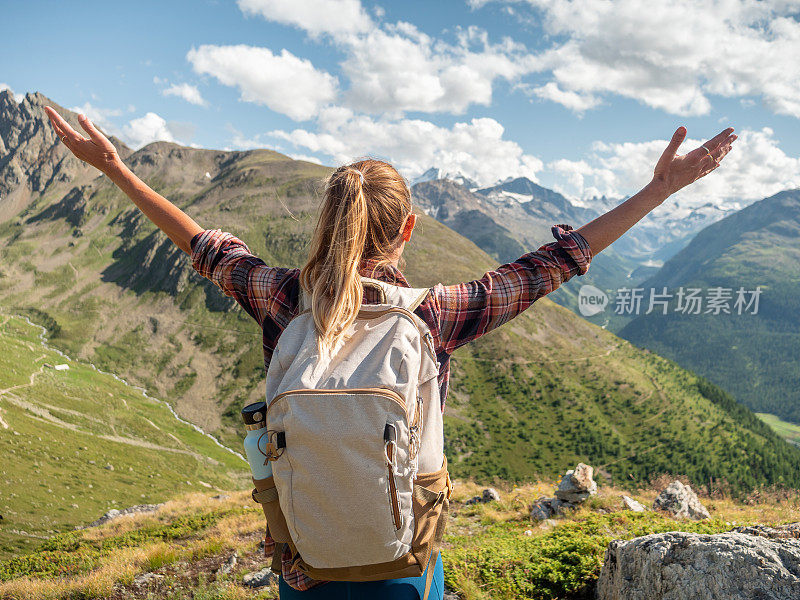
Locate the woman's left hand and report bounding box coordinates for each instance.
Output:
[651,126,737,199]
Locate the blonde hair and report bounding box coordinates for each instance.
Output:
[300,159,412,354]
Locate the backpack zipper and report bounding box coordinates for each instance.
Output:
[385,441,402,530]
[267,386,406,412]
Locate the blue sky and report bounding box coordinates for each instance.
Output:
[3,0,800,209]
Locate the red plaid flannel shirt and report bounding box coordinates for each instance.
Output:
[190,224,592,590]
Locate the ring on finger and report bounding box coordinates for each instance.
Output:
[701,144,717,164]
[60,135,68,143]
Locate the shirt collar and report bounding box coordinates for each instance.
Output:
[358,257,410,288]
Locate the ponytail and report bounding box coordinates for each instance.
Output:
[300,159,411,355]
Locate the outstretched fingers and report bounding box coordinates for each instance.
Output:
[703,127,735,152]
[78,114,108,145]
[698,133,737,177]
[655,126,687,174]
[44,106,86,144]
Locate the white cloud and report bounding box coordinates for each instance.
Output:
[69,102,123,131]
[236,1,540,115]
[269,107,543,186]
[340,24,539,115]
[237,0,372,36]
[0,83,22,102]
[288,153,323,164]
[528,82,600,113]
[480,0,800,118]
[120,112,176,149]
[187,44,338,121]
[544,128,800,211]
[162,83,207,106]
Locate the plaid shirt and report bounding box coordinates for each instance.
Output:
[190,223,592,591]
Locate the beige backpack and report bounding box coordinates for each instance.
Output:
[251,277,452,599]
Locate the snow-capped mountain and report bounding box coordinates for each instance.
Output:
[410,167,478,189]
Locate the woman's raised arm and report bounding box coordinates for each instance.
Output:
[44,106,203,255]
[575,126,737,255]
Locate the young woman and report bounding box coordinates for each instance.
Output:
[45,106,736,599]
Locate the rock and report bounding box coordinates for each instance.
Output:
[212,494,230,500]
[554,463,597,503]
[243,567,278,588]
[597,524,800,599]
[84,503,164,528]
[217,551,238,575]
[465,487,501,505]
[530,497,564,520]
[443,588,460,600]
[133,572,163,586]
[652,481,709,520]
[621,495,645,513]
[104,464,114,471]
[523,529,533,536]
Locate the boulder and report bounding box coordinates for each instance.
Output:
[621,495,646,513]
[217,551,238,575]
[243,567,278,588]
[653,481,709,520]
[597,524,800,600]
[554,463,597,503]
[530,496,565,520]
[465,488,501,505]
[83,503,164,528]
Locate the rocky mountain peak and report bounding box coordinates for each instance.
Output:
[0,90,131,222]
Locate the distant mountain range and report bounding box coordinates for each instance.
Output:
[410,173,733,319]
[1,89,798,500]
[619,188,800,424]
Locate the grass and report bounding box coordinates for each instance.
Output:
[1,479,797,600]
[0,313,249,558]
[757,412,800,446]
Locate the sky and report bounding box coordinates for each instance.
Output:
[3,0,800,211]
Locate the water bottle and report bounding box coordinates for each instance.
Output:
[241,401,291,543]
[241,401,272,480]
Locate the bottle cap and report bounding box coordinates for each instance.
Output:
[241,401,267,426]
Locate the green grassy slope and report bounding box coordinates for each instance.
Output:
[0,313,246,558]
[620,189,800,424]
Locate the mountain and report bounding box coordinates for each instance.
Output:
[620,188,800,424]
[1,91,799,502]
[411,175,740,328]
[411,177,640,318]
[411,166,477,189]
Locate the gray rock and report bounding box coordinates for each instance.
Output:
[217,551,238,575]
[621,495,646,512]
[243,567,278,588]
[465,487,501,505]
[597,525,800,600]
[653,481,709,520]
[554,463,597,503]
[133,572,163,586]
[83,503,164,528]
[530,496,565,520]
[443,588,460,600]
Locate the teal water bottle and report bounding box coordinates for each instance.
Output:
[241,401,272,480]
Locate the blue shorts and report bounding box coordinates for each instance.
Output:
[278,552,444,600]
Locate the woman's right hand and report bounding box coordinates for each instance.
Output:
[44,106,121,174]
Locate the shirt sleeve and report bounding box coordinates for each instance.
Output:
[430,224,592,354]
[190,228,291,328]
